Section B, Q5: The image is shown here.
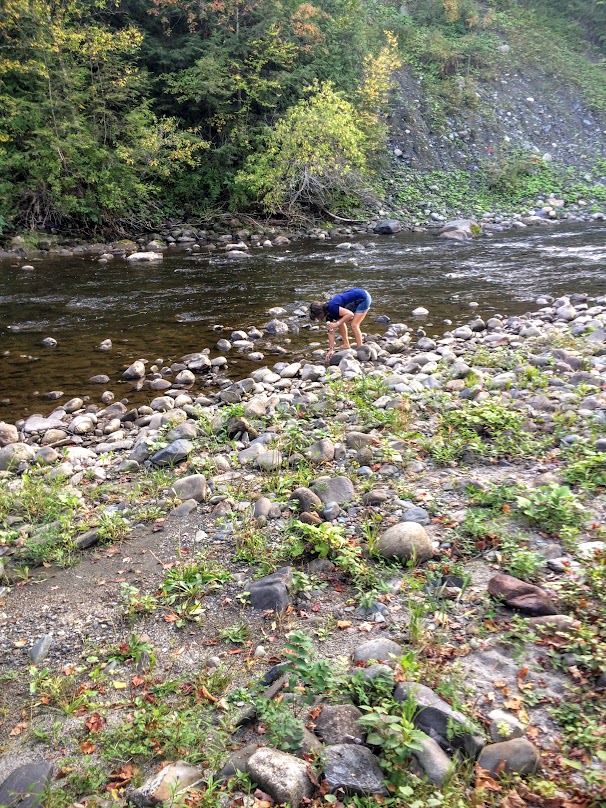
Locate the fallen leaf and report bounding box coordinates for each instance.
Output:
[164,613,179,623]
[336,620,352,629]
[85,713,105,732]
[9,721,28,736]
[358,622,374,632]
[112,681,128,690]
[131,675,145,688]
[80,740,96,754]
[13,639,27,648]
[311,604,321,612]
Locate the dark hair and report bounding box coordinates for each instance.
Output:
[309,301,328,321]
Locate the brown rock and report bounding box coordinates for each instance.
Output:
[488,574,558,616]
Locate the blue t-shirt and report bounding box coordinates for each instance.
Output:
[326,288,367,320]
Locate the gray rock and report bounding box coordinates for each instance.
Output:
[311,476,355,505]
[477,738,540,776]
[166,421,198,441]
[401,506,430,525]
[170,499,199,517]
[0,442,36,471]
[123,360,146,380]
[89,374,110,384]
[394,681,485,757]
[74,528,101,550]
[246,747,314,807]
[314,704,365,745]
[362,489,389,506]
[150,439,193,466]
[182,352,212,372]
[264,319,289,335]
[488,709,525,742]
[42,337,57,348]
[218,744,261,780]
[0,761,53,808]
[323,744,387,795]
[170,474,208,502]
[68,415,95,435]
[0,422,19,447]
[345,432,375,449]
[412,736,453,785]
[23,414,66,434]
[290,487,323,513]
[254,497,273,520]
[256,450,283,471]
[353,638,402,665]
[323,501,341,521]
[248,568,292,612]
[373,220,401,235]
[376,522,433,564]
[307,438,335,464]
[29,633,53,663]
[175,369,196,385]
[238,443,266,464]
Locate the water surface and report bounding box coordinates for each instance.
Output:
[1,222,605,420]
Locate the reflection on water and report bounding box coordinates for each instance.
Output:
[1,222,606,419]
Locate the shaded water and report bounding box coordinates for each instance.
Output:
[1,221,606,420]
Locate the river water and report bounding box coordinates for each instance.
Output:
[1,221,606,421]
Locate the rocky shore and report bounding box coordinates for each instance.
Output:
[0,291,605,807]
[1,194,605,262]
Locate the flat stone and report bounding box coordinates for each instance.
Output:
[246,747,315,807]
[323,744,387,795]
[488,574,559,616]
[150,439,193,466]
[74,528,101,550]
[311,476,355,505]
[170,498,198,517]
[477,738,540,777]
[307,438,335,464]
[314,704,364,745]
[353,638,402,665]
[0,761,53,808]
[29,634,53,663]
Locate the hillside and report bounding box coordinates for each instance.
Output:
[0,0,605,236]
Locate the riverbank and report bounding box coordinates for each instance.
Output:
[1,191,605,262]
[0,293,605,806]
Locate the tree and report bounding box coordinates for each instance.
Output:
[234,81,373,215]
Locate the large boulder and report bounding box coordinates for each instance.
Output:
[248,568,292,612]
[314,704,365,745]
[376,522,433,564]
[353,638,402,665]
[373,219,401,235]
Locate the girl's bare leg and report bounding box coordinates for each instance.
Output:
[338,321,351,348]
[351,310,368,347]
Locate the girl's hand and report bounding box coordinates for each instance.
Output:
[326,321,338,331]
[325,349,333,362]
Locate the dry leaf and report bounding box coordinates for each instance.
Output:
[358,622,374,632]
[80,740,96,754]
[131,675,145,688]
[13,639,27,648]
[9,721,28,736]
[112,681,128,690]
[336,620,352,629]
[164,613,179,623]
[85,713,105,733]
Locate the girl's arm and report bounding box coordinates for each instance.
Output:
[327,306,354,330]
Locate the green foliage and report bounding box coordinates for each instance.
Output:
[160,554,231,625]
[427,398,549,465]
[516,483,586,538]
[279,630,339,702]
[235,82,374,215]
[358,700,427,786]
[498,536,544,582]
[288,520,376,584]
[561,444,606,492]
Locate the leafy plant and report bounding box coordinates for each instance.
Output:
[358,700,427,785]
[516,483,585,537]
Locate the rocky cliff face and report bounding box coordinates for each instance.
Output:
[388,62,606,176]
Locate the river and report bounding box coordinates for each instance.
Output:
[1,221,606,420]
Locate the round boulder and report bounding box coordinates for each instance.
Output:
[376,522,433,564]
